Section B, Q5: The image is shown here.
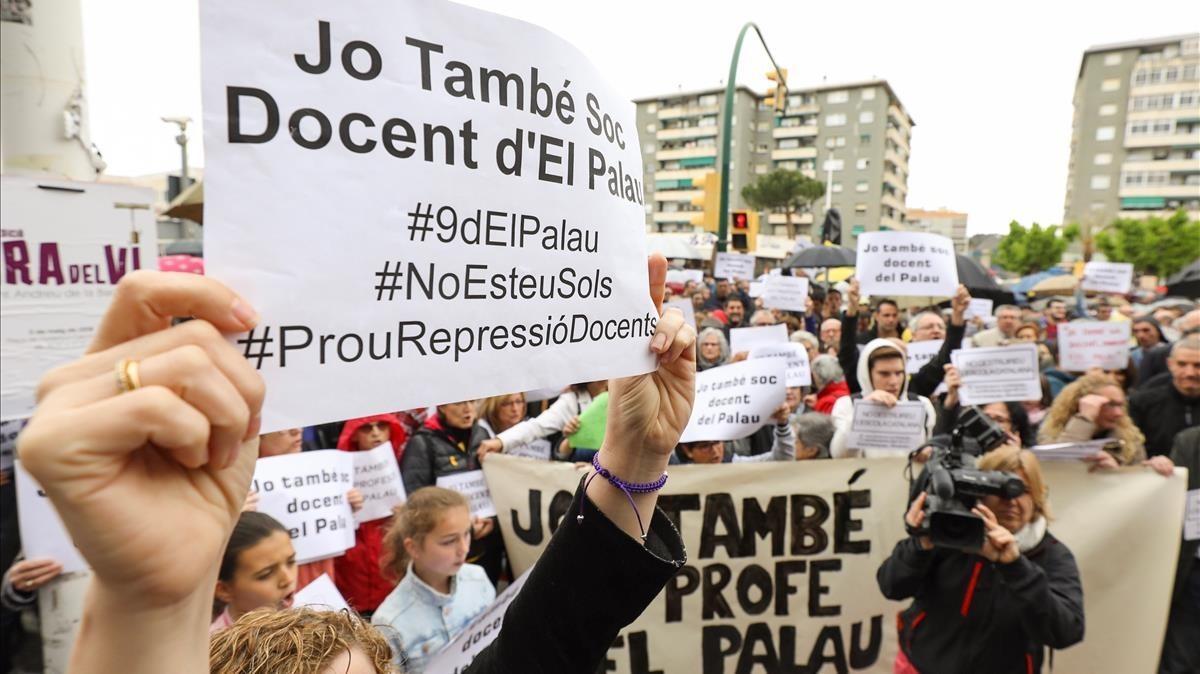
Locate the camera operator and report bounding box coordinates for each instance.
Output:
[877,446,1084,674]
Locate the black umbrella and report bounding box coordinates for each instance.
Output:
[954,255,1014,304]
[1165,258,1200,298]
[781,244,856,269]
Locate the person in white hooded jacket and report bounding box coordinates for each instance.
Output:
[829,338,937,458]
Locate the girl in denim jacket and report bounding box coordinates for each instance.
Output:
[372,487,495,673]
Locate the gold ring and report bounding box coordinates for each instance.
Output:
[115,358,142,393]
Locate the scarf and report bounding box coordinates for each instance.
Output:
[1014,516,1047,553]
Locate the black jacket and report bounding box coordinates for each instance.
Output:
[877,533,1084,674]
[839,311,964,397]
[1128,382,1200,458]
[400,420,480,494]
[1169,426,1200,603]
[467,481,686,673]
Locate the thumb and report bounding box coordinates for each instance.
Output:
[647,254,667,315]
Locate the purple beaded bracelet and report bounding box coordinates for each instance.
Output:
[578,453,668,540]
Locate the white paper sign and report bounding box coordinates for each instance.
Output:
[1082,262,1134,294]
[425,567,531,673]
[845,400,928,453]
[1185,489,1200,542]
[856,231,958,297]
[729,324,788,355]
[294,573,351,612]
[747,281,765,298]
[951,344,1042,405]
[505,437,553,461]
[251,451,357,563]
[680,358,788,442]
[666,298,696,329]
[965,298,994,320]
[763,275,809,312]
[437,470,497,518]
[1,177,158,420]
[714,252,756,281]
[201,1,657,431]
[352,443,406,524]
[14,461,88,574]
[666,269,703,286]
[749,343,812,387]
[905,339,943,374]
[1058,322,1132,371]
[1031,439,1116,461]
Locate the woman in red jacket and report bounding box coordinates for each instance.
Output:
[333,414,407,616]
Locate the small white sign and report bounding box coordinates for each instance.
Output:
[951,344,1042,405]
[294,573,351,612]
[666,298,696,329]
[1081,262,1134,294]
[351,443,406,524]
[437,470,497,519]
[680,358,788,442]
[729,324,788,355]
[856,231,959,297]
[251,451,357,564]
[505,437,553,461]
[965,298,994,320]
[425,567,531,673]
[749,343,811,387]
[845,400,928,453]
[714,252,756,281]
[748,281,766,298]
[1031,439,1116,462]
[1058,322,1131,371]
[763,275,810,312]
[14,461,88,574]
[905,339,943,374]
[1185,489,1199,542]
[666,269,704,286]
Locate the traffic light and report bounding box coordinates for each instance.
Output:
[689,172,720,232]
[763,68,788,115]
[729,210,759,252]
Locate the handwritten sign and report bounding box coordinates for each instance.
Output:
[762,275,809,312]
[714,252,756,281]
[680,358,787,442]
[729,324,787,355]
[1082,262,1134,294]
[351,442,406,524]
[749,343,812,387]
[1058,322,1131,371]
[905,339,943,374]
[251,451,356,563]
[845,400,927,453]
[856,231,958,297]
[437,470,497,519]
[951,343,1041,405]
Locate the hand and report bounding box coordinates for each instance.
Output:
[972,504,1020,564]
[561,416,581,436]
[904,492,933,550]
[802,394,817,409]
[17,271,264,608]
[729,351,749,364]
[1077,394,1108,422]
[472,516,495,540]
[1143,455,1175,477]
[846,278,860,317]
[771,402,790,425]
[477,438,503,457]
[942,364,961,408]
[7,558,63,592]
[241,490,260,512]
[1083,450,1119,472]
[346,488,364,513]
[950,285,970,326]
[913,446,934,463]
[865,390,898,407]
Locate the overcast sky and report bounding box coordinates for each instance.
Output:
[80,0,1196,235]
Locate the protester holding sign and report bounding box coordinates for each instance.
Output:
[472,393,552,462]
[475,382,606,460]
[1129,336,1200,459]
[830,339,937,458]
[334,415,407,614]
[373,487,495,673]
[673,402,794,464]
[878,446,1084,674]
[211,512,298,633]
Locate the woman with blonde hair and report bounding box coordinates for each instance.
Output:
[1037,372,1174,475]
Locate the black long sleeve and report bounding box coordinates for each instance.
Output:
[467,481,686,673]
[995,544,1085,649]
[876,536,938,600]
[910,321,964,398]
[399,434,435,494]
[840,311,861,394]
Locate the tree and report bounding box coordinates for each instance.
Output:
[741,169,825,239]
[993,220,1079,275]
[1095,210,1200,278]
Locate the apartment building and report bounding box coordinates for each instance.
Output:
[1063,34,1200,229]
[907,208,968,252]
[634,79,913,244]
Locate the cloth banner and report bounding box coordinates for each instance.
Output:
[483,454,1184,674]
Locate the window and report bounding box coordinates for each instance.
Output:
[1090,202,1106,211]
[825,137,835,148]
[824,159,844,171]
[860,133,872,144]
[1104,53,1122,66]
[855,181,869,192]
[827,90,849,104]
[646,104,657,113]
[859,111,875,123]
[826,113,847,126]
[778,138,801,149]
[832,182,843,193]
[645,123,656,133]
[861,88,876,101]
[836,136,847,147]
[1099,103,1118,116]
[643,143,655,155]
[698,94,718,106]
[1101,78,1121,92]
[855,203,868,214]
[1091,175,1111,189]
[1093,153,1112,165]
[856,158,870,170]
[1096,126,1115,141]
[1180,91,1197,107]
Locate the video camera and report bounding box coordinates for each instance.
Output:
[908,406,1026,551]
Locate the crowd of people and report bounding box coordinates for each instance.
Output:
[1,258,1198,673]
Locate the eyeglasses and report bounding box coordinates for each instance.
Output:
[357,421,389,432]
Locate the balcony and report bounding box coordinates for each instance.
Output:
[888,105,911,129]
[783,103,819,115]
[1118,184,1200,198]
[654,168,715,182]
[884,147,908,169]
[653,189,703,203]
[1121,158,1200,173]
[1124,132,1200,149]
[771,147,818,161]
[656,126,719,141]
[656,146,718,161]
[886,125,910,151]
[657,104,720,120]
[883,170,905,188]
[652,210,697,224]
[773,125,818,139]
[880,213,907,231]
[881,191,906,212]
